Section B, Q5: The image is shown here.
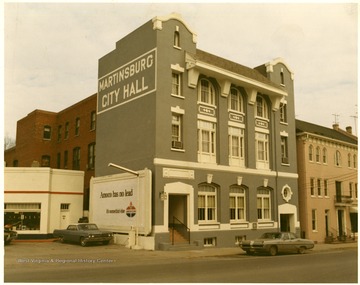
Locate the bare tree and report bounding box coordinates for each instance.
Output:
[4,134,16,150]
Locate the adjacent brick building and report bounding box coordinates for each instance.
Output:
[5,94,97,211]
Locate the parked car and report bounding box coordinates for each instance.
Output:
[240,232,314,256]
[4,226,18,245]
[53,223,113,247]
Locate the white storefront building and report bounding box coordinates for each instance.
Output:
[4,167,84,238]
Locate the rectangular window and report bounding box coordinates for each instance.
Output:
[43,126,51,140]
[75,118,80,136]
[349,182,353,198]
[64,150,68,169]
[255,132,269,169]
[204,237,216,247]
[280,103,287,123]
[90,111,96,131]
[281,136,289,164]
[198,120,216,163]
[171,73,181,96]
[317,179,322,196]
[324,179,329,197]
[88,143,95,170]
[41,155,50,167]
[57,125,62,142]
[65,122,69,140]
[312,209,317,231]
[171,114,183,149]
[228,127,245,166]
[72,147,81,170]
[310,178,315,196]
[57,152,61,169]
[60,203,70,211]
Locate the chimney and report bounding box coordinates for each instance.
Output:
[332,123,339,130]
[346,126,352,134]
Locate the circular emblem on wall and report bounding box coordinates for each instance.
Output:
[126,202,136,218]
[281,185,293,203]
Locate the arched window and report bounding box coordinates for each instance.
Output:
[256,95,269,119]
[322,148,327,164]
[229,185,247,222]
[198,79,216,106]
[229,88,244,113]
[335,150,342,167]
[316,147,321,162]
[198,184,217,223]
[309,145,314,161]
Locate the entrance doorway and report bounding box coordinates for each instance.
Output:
[168,194,187,227]
[280,214,292,232]
[337,209,345,237]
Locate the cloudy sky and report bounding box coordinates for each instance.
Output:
[3,1,358,139]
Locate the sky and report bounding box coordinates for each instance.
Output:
[3,1,358,140]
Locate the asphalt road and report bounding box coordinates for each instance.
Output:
[4,241,358,283]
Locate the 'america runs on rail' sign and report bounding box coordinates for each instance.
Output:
[97,48,157,114]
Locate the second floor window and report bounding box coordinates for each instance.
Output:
[255,132,269,169]
[73,147,81,170]
[335,150,342,167]
[228,127,245,166]
[198,120,216,163]
[198,79,216,106]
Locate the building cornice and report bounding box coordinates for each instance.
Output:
[297,131,358,149]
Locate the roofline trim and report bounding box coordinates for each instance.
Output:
[296,131,358,149]
[152,13,197,43]
[265,58,294,80]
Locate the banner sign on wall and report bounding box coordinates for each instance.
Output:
[89,169,152,235]
[97,48,157,114]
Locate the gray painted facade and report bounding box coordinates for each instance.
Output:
[96,13,299,249]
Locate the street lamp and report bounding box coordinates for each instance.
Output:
[108,163,142,250]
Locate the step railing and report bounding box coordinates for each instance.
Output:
[171,216,190,245]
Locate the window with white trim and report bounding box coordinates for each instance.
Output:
[324,179,329,197]
[255,132,269,169]
[228,127,245,167]
[310,178,315,196]
[229,88,244,113]
[323,148,327,164]
[171,73,181,97]
[230,186,246,222]
[281,136,289,164]
[198,184,217,223]
[198,79,216,106]
[309,145,314,161]
[316,147,321,163]
[43,125,51,140]
[335,150,342,166]
[279,103,287,123]
[198,120,216,163]
[257,188,271,221]
[312,209,317,231]
[4,203,41,231]
[171,114,183,149]
[256,96,269,119]
[317,179,322,196]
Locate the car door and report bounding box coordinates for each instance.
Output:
[280,233,294,253]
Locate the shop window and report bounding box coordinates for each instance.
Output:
[4,203,41,231]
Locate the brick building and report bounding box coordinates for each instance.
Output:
[296,120,358,243]
[5,94,97,211]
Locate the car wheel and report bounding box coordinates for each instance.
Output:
[298,246,306,254]
[80,237,87,247]
[269,246,278,256]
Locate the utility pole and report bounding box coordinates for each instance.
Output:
[350,105,358,135]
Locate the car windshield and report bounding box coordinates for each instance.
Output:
[78,224,98,231]
[260,233,282,239]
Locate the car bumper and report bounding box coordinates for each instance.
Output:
[85,236,113,243]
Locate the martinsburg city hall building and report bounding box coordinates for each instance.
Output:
[94,13,298,249]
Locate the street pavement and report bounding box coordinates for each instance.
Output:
[12,238,357,259]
